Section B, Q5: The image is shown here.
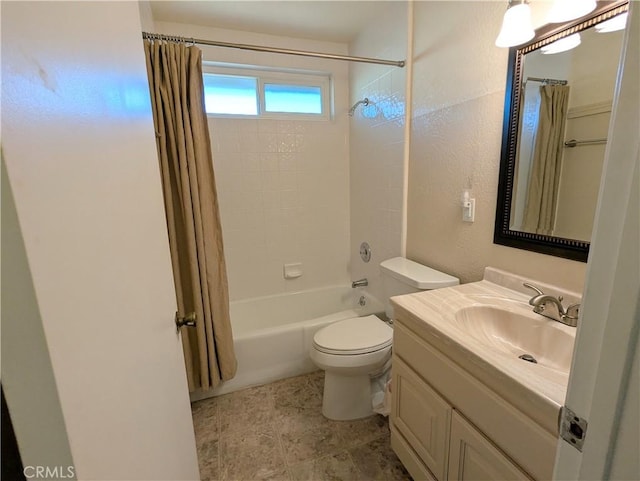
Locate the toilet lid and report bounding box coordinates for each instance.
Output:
[313,315,393,355]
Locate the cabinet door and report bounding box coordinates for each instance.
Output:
[392,357,452,481]
[448,411,533,481]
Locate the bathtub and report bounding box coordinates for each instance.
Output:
[190,285,384,400]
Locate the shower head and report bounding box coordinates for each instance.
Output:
[348,98,369,117]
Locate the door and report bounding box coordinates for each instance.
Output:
[553,3,639,480]
[1,2,200,480]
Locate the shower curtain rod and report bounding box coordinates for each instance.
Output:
[142,32,406,68]
[526,76,568,85]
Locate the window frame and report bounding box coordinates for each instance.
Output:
[202,64,331,121]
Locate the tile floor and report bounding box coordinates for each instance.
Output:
[191,371,412,481]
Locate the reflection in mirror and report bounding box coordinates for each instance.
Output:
[511,24,624,241]
[495,1,628,261]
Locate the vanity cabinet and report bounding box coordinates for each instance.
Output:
[391,319,554,481]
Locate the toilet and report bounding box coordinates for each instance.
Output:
[310,257,459,420]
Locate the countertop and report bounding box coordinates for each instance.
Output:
[390,267,579,435]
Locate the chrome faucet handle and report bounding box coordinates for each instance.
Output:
[565,303,580,319]
[560,303,580,327]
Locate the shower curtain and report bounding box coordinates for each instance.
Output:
[522,84,571,236]
[144,39,237,391]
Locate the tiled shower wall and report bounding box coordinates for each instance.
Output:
[209,117,350,301]
[153,22,352,301]
[348,3,408,305]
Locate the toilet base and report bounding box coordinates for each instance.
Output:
[321,371,373,421]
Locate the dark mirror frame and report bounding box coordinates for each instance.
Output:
[494,0,628,262]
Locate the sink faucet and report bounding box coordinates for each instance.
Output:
[523,283,580,327]
[352,278,368,288]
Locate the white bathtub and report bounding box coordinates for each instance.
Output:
[190,286,384,400]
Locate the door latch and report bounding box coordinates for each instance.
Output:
[559,405,588,452]
[175,312,196,331]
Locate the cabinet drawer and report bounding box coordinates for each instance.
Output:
[448,411,533,481]
[392,356,451,481]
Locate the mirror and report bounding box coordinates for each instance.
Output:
[494,1,628,262]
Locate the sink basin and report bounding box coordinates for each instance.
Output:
[453,305,575,373]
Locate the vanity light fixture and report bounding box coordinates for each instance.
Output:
[495,0,535,48]
[595,12,628,33]
[541,33,581,54]
[547,0,596,23]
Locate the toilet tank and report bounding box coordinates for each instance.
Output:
[380,257,459,319]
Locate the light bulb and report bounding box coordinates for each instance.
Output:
[495,2,535,48]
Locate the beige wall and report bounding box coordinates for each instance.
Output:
[406,1,587,292]
[568,27,625,108]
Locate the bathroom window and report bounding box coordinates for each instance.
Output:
[203,65,330,120]
[263,83,323,114]
[203,74,258,115]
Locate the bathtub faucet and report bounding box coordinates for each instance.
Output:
[351,278,368,288]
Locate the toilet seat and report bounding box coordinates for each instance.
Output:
[313,315,392,356]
